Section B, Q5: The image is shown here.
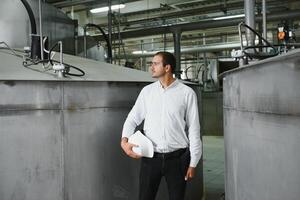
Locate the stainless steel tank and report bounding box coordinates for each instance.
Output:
[0,49,203,200]
[223,49,300,200]
[1,0,75,54]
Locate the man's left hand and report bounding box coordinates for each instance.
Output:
[185,167,196,181]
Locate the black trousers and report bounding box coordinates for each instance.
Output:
[139,148,190,200]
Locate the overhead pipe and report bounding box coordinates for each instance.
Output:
[83,23,112,63]
[117,42,241,59]
[53,0,95,8]
[93,10,300,40]
[122,1,244,26]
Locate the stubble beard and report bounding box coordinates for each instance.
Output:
[151,71,165,79]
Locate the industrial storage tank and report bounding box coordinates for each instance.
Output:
[222,49,300,200]
[0,48,203,200]
[1,0,75,54]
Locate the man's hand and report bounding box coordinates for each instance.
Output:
[185,167,196,181]
[121,137,142,159]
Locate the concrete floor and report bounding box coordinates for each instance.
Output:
[203,136,225,200]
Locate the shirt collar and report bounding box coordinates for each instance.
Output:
[158,79,178,90]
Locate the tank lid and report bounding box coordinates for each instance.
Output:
[0,49,154,82]
[220,48,300,78]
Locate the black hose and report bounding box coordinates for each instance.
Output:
[48,42,59,65]
[240,22,279,59]
[84,23,112,62]
[65,65,85,77]
[46,41,85,77]
[20,0,37,34]
[48,60,85,77]
[23,59,85,77]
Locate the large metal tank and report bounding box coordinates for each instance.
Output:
[223,49,300,200]
[0,0,75,54]
[0,49,203,200]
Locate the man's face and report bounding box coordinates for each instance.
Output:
[150,55,166,78]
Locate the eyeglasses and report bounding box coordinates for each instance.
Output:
[150,62,163,66]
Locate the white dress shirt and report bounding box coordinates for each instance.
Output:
[122,79,202,167]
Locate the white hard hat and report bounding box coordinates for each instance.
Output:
[128,131,154,158]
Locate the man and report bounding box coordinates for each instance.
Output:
[121,51,202,200]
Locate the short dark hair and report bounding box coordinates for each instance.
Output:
[154,51,176,74]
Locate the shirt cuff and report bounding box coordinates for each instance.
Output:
[121,126,135,138]
[189,159,198,168]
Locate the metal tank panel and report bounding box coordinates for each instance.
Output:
[223,49,300,200]
[0,81,64,200]
[62,81,146,200]
[0,51,203,200]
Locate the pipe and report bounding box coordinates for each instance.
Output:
[93,10,300,41]
[118,42,241,59]
[59,41,63,65]
[83,23,112,63]
[20,0,40,59]
[122,1,244,26]
[262,0,267,52]
[244,0,255,47]
[107,0,112,63]
[172,30,182,79]
[262,0,267,39]
[20,0,37,34]
[53,0,95,8]
[39,0,44,61]
[203,32,208,83]
[83,27,88,58]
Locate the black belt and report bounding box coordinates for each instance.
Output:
[153,148,187,159]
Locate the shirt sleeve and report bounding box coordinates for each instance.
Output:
[186,90,202,167]
[122,88,146,139]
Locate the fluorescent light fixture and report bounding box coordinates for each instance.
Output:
[213,14,245,20]
[90,4,125,13]
[132,50,148,54]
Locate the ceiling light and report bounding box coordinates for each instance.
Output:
[132,50,148,54]
[213,14,245,20]
[90,4,125,14]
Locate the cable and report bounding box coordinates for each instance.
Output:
[22,58,85,77]
[184,66,193,80]
[0,42,23,58]
[84,23,112,62]
[50,60,85,77]
[28,40,85,77]
[112,14,128,64]
[239,22,279,59]
[65,65,85,77]
[43,37,50,54]
[196,64,205,78]
[22,59,52,75]
[48,42,59,65]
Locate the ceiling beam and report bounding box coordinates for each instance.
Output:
[51,0,141,8]
[52,0,95,8]
[91,9,300,40]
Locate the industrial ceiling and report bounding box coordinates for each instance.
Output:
[44,0,300,64]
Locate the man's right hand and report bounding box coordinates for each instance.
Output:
[121,137,142,159]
